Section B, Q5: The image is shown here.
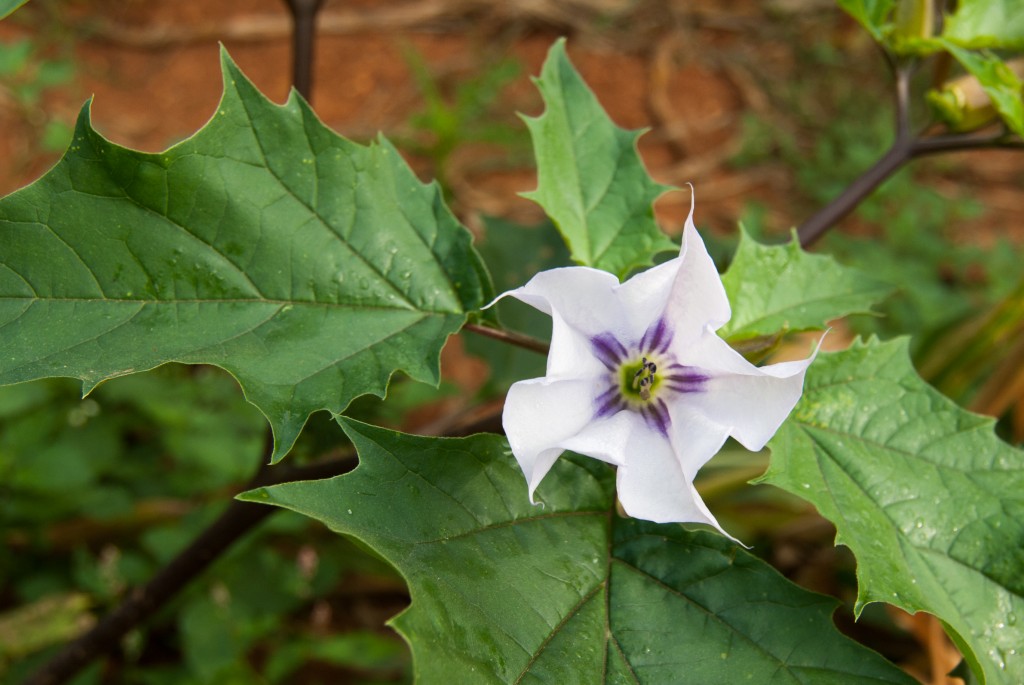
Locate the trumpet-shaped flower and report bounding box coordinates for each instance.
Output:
[496,201,818,538]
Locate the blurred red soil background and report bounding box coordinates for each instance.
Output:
[2,0,1021,242]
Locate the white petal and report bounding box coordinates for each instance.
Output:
[614,256,682,343]
[545,308,608,378]
[679,331,821,451]
[490,266,625,377]
[615,421,736,539]
[663,195,732,340]
[667,404,733,482]
[492,266,624,338]
[502,376,605,501]
[559,410,638,466]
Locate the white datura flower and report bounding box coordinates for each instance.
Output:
[495,200,819,540]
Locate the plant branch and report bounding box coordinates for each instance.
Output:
[22,449,358,685]
[796,124,1023,248]
[282,0,325,102]
[910,128,1022,155]
[24,406,508,685]
[465,322,551,355]
[796,137,915,248]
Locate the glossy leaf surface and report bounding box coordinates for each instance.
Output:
[719,229,892,341]
[243,419,917,685]
[764,338,1024,685]
[521,39,677,279]
[0,49,490,461]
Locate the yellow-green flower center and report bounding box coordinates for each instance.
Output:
[619,357,661,403]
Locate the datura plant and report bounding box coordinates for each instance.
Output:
[2,34,1023,685]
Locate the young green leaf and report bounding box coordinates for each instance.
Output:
[522,38,677,279]
[0,0,31,20]
[763,338,1024,685]
[943,0,1024,50]
[242,419,917,685]
[718,229,893,342]
[0,48,491,462]
[940,42,1024,137]
[837,0,896,43]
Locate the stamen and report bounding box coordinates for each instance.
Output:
[631,357,658,401]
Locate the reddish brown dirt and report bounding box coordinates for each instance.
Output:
[4,0,1019,242]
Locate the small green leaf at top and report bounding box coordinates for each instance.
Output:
[242,418,918,685]
[943,0,1024,50]
[0,0,31,20]
[718,228,893,342]
[763,338,1024,685]
[522,38,677,279]
[0,47,491,462]
[837,0,896,43]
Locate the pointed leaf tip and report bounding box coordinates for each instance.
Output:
[525,37,676,278]
[0,47,489,463]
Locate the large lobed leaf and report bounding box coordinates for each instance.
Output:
[521,39,677,279]
[718,228,893,342]
[243,419,916,685]
[0,48,490,462]
[764,338,1024,685]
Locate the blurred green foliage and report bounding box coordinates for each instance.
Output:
[0,366,410,683]
[399,44,531,186]
[732,64,1017,356]
[0,36,74,156]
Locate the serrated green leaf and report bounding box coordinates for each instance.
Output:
[0,0,31,20]
[837,0,896,42]
[941,42,1024,137]
[0,48,491,462]
[763,338,1024,685]
[943,0,1024,50]
[718,229,893,341]
[242,419,916,685]
[521,38,677,279]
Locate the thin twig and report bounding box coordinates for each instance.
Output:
[910,127,1021,155]
[796,126,1023,248]
[24,405,508,685]
[21,449,360,685]
[465,322,550,355]
[282,0,325,102]
[796,137,914,247]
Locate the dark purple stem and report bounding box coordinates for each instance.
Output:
[21,453,358,685]
[282,0,325,102]
[465,322,550,355]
